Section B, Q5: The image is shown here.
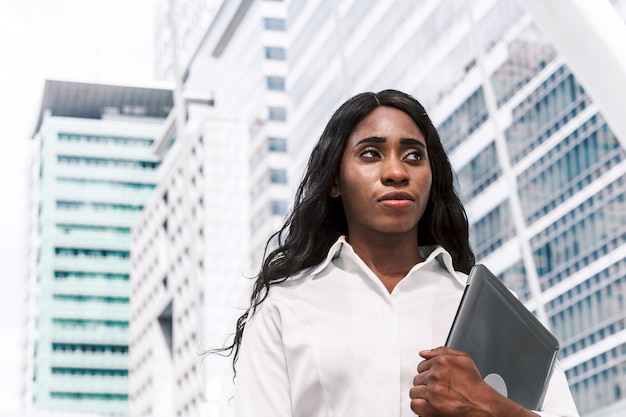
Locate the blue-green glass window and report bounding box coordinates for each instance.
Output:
[54,247,130,259]
[55,271,129,280]
[532,176,626,289]
[57,155,158,170]
[52,343,128,353]
[51,393,129,401]
[562,330,626,413]
[56,224,129,234]
[263,17,286,31]
[436,87,488,152]
[271,200,289,215]
[56,200,143,212]
[470,200,515,260]
[505,66,591,163]
[547,260,625,358]
[269,169,287,184]
[268,106,287,121]
[266,76,286,91]
[457,141,501,200]
[56,177,155,190]
[268,137,287,152]
[518,117,625,223]
[57,133,153,147]
[265,46,286,60]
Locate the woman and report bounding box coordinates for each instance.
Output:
[230,90,578,417]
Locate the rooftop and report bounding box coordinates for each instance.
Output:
[33,79,175,137]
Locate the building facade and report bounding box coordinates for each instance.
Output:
[130,0,289,416]
[154,0,223,80]
[24,80,173,415]
[128,110,250,417]
[286,0,626,415]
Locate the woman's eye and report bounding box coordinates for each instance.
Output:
[360,149,380,158]
[404,150,424,161]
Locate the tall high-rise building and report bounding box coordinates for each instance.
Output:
[24,80,173,415]
[154,0,224,80]
[130,0,289,416]
[287,0,626,416]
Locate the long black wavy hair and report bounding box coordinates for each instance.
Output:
[223,89,474,368]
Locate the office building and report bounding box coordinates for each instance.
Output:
[154,0,223,80]
[24,80,173,415]
[286,0,626,416]
[129,0,289,416]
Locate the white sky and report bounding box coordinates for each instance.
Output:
[0,0,157,410]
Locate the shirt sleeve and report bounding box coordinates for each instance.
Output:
[534,361,580,417]
[234,299,293,417]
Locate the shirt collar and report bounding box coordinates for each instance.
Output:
[309,236,467,286]
[308,236,345,276]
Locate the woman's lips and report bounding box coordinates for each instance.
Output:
[379,192,414,208]
[380,199,412,208]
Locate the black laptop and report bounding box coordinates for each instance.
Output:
[445,264,559,410]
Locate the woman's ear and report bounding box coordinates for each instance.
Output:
[329,175,340,198]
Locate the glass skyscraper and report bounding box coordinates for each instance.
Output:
[24,80,173,415]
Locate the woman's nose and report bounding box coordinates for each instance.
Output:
[381,156,409,184]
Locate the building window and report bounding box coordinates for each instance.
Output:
[57,133,153,147]
[266,76,285,91]
[436,87,488,152]
[54,247,130,260]
[57,155,159,170]
[271,201,289,215]
[268,107,287,121]
[457,141,501,200]
[56,200,143,212]
[517,117,623,224]
[263,17,286,31]
[269,169,287,184]
[470,200,515,260]
[268,137,287,152]
[56,177,156,190]
[265,47,286,60]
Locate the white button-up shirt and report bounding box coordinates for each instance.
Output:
[234,237,579,417]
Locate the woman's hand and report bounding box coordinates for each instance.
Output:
[409,347,538,417]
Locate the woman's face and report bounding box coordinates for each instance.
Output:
[330,106,432,240]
